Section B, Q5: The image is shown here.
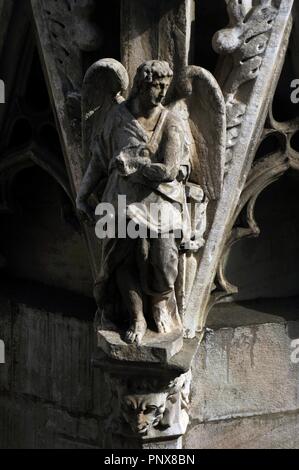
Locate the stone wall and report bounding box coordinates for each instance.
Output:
[186,300,299,449]
[1,288,299,448]
[0,289,109,449]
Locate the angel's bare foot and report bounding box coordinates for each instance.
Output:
[153,306,173,334]
[125,320,147,346]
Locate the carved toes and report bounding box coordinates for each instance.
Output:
[153,309,173,334]
[155,320,173,335]
[125,320,147,346]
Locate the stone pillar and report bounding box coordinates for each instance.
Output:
[90,1,198,450]
[121,0,195,84]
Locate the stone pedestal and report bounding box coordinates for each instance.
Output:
[97,329,184,364]
[93,338,199,449]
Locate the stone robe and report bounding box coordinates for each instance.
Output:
[92,101,190,324]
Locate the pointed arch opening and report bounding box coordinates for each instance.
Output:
[0,23,94,301]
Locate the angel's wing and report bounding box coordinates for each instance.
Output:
[185,66,226,201]
[81,58,129,166]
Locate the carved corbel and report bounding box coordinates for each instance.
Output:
[93,352,193,449]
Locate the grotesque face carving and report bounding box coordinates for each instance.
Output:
[122,393,168,436]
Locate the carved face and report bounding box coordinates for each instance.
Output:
[122,393,168,436]
[140,77,171,108]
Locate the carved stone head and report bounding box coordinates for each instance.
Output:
[130,60,173,107]
[121,392,168,436]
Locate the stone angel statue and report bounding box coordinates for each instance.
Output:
[76,58,226,346]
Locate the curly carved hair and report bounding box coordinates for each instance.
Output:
[129,60,173,99]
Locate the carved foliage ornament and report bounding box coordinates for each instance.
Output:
[185,0,293,336]
[213,0,278,167]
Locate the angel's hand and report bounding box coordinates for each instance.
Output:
[126,158,152,183]
[76,198,95,226]
[115,156,129,176]
[136,157,151,169]
[114,155,151,176]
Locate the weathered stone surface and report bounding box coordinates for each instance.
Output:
[143,437,183,450]
[121,0,195,85]
[0,396,47,449]
[12,303,93,413]
[0,291,109,449]
[190,303,299,423]
[185,411,299,449]
[44,407,99,443]
[0,396,100,449]
[92,367,111,419]
[97,329,183,363]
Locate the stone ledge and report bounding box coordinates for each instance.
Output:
[184,410,299,449]
[191,299,299,424]
[93,337,200,376]
[97,328,184,363]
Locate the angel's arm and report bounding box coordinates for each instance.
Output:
[141,124,183,182]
